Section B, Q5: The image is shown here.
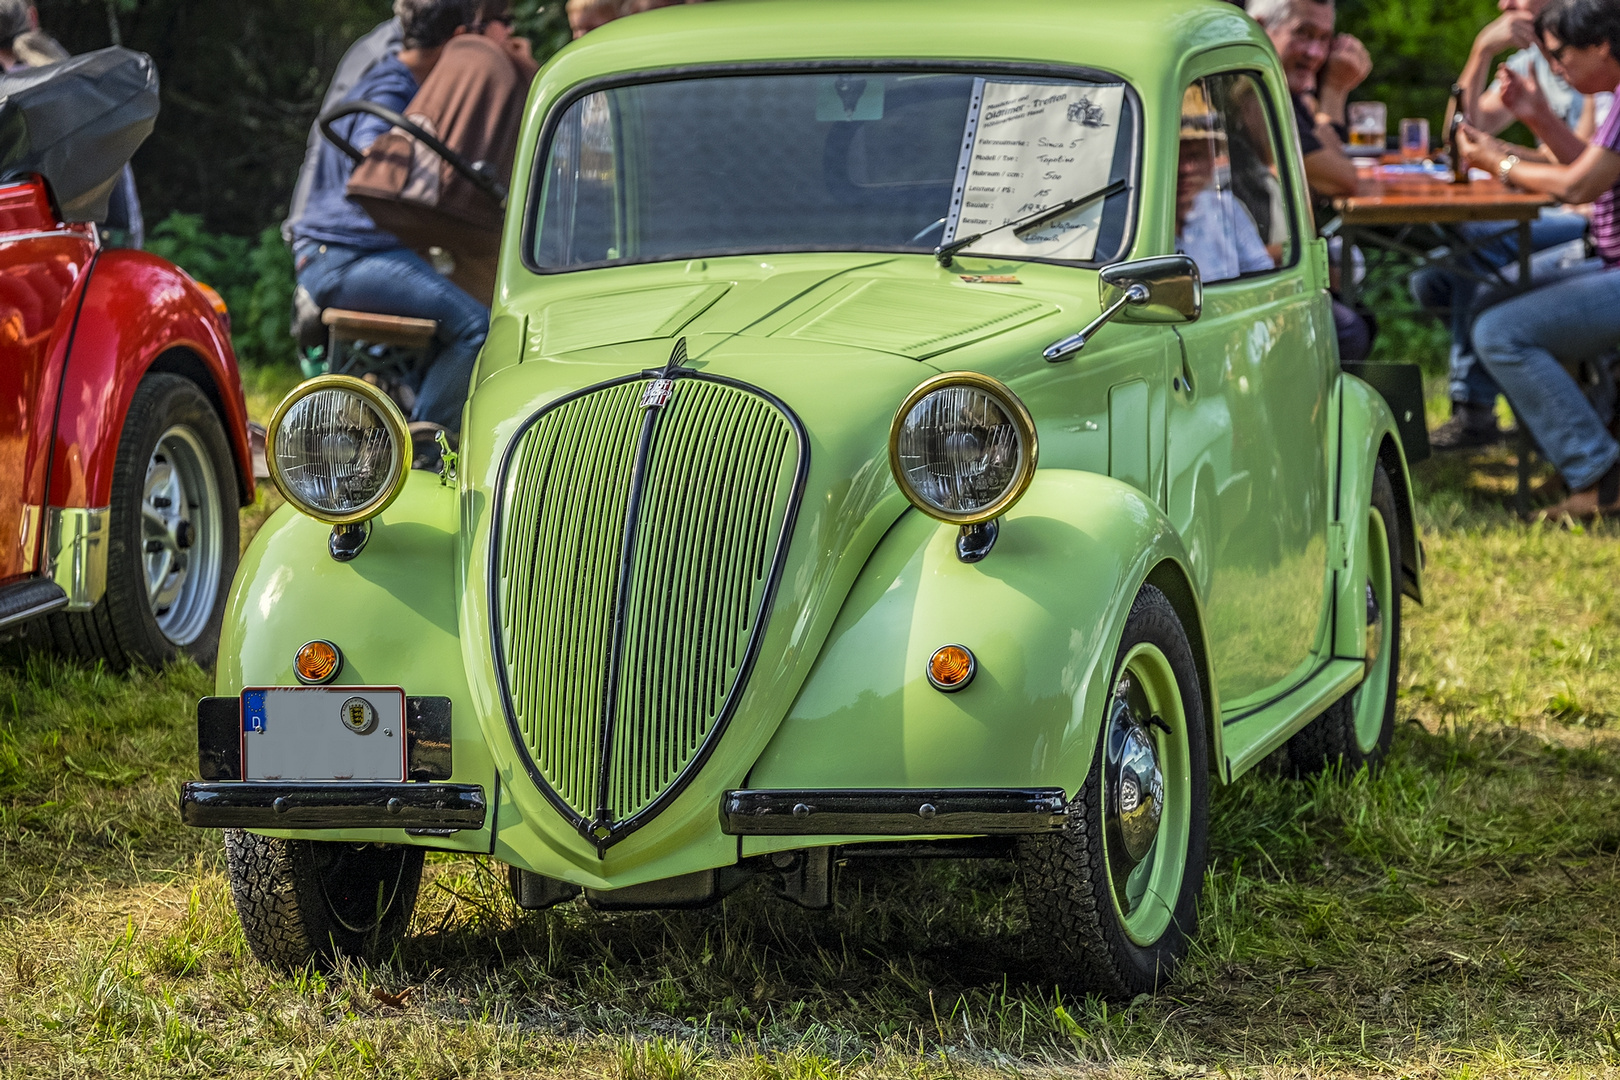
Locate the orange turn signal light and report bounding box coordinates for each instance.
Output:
[294,639,342,685]
[927,644,976,693]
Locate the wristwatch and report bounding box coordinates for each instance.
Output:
[1497,153,1521,185]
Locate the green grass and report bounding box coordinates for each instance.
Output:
[2,369,1619,1077]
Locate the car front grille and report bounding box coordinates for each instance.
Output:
[492,371,804,848]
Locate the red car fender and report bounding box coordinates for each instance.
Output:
[46,249,255,510]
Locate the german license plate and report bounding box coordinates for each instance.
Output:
[241,687,405,782]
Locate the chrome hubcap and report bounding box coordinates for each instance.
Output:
[142,425,222,646]
[1105,674,1165,902]
[1364,579,1383,669]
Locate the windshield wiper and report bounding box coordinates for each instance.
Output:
[934,178,1129,268]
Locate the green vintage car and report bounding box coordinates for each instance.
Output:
[182,0,1423,997]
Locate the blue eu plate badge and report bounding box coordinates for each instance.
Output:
[243,689,268,734]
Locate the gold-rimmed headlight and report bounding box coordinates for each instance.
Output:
[265,375,410,525]
[888,372,1038,525]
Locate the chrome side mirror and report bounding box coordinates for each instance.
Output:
[1044,255,1202,362]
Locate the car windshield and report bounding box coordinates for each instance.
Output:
[531,70,1139,271]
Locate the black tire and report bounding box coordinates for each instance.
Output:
[1286,463,1401,775]
[35,374,239,670]
[223,830,424,970]
[1018,585,1210,998]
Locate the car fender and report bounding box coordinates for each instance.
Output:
[49,249,253,508]
[743,468,1215,852]
[1334,374,1422,666]
[216,472,496,852]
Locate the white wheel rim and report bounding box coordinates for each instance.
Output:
[142,425,223,646]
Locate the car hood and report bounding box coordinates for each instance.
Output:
[460,256,1068,855]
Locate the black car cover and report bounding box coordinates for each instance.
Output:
[0,47,158,223]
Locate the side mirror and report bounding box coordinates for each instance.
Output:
[1102,255,1202,324]
[1044,255,1203,362]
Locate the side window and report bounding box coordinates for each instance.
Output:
[1176,73,1296,284]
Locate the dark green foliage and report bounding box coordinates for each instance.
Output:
[143,212,297,368]
[1337,0,1504,134]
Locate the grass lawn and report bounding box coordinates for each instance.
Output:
[0,372,1616,1078]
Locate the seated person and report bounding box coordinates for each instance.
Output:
[287,0,486,437]
[1414,0,1603,450]
[1249,0,1376,361]
[1176,90,1275,282]
[1457,0,1620,519]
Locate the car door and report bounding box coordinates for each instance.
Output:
[0,180,95,581]
[1164,68,1334,715]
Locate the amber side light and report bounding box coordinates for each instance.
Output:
[294,640,342,685]
[927,644,976,693]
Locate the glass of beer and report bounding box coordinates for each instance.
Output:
[1400,117,1430,162]
[1349,101,1387,152]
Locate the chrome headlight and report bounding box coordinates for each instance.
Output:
[265,375,410,525]
[888,372,1038,525]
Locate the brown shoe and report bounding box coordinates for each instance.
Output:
[1536,462,1620,522]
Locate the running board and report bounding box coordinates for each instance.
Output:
[1220,658,1366,778]
[0,577,67,631]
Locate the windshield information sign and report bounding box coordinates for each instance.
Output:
[943,80,1126,263]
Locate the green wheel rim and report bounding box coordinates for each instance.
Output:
[1352,504,1394,755]
[1102,642,1193,946]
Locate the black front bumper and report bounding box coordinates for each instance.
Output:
[721,788,1069,836]
[181,781,486,830]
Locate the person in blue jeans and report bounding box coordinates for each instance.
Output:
[1457,0,1620,519]
[288,0,483,438]
[1411,0,1609,450]
[1409,209,1590,448]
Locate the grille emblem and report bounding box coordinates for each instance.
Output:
[640,379,673,410]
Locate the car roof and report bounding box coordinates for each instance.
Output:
[540,0,1273,98]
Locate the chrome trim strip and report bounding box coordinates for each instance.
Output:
[45,506,109,611]
[0,577,68,630]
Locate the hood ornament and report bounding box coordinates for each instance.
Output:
[640,337,688,410]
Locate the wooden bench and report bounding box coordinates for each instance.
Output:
[321,308,437,349]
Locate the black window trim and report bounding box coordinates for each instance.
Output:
[1182,67,1306,288]
[519,58,1145,276]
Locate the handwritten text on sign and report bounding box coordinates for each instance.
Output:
[945,81,1125,263]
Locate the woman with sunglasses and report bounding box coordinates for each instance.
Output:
[1457,0,1620,519]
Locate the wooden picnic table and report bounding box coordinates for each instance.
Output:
[1332,160,1558,513]
[1331,160,1554,307]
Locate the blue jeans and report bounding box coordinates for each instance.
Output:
[294,241,488,431]
[1409,210,1590,407]
[1473,260,1620,491]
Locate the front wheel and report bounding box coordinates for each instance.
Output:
[39,374,239,669]
[224,830,424,970]
[1286,462,1401,775]
[1018,584,1210,998]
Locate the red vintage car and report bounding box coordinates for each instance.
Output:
[0,48,252,668]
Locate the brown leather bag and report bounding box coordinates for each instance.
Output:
[346,34,537,300]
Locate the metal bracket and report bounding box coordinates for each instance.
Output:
[44,506,109,611]
[1328,521,1351,573]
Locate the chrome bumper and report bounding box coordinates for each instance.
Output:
[181,780,486,830]
[720,788,1069,836]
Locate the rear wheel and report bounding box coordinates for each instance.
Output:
[1018,585,1210,998]
[1286,463,1401,775]
[223,830,424,970]
[38,374,239,669]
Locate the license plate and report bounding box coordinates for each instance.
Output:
[241,687,405,781]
